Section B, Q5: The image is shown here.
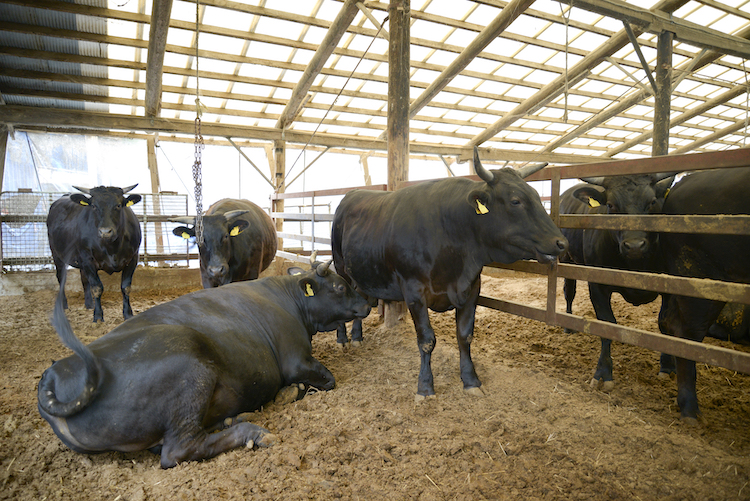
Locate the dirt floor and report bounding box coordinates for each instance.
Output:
[2,271,750,501]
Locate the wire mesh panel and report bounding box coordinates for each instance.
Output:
[0,191,190,272]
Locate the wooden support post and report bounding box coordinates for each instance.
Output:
[653,31,673,157]
[385,0,410,325]
[387,0,410,192]
[146,136,164,262]
[273,140,285,253]
[0,127,7,271]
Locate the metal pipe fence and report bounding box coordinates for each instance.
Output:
[0,191,192,271]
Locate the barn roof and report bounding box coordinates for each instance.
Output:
[1,0,750,167]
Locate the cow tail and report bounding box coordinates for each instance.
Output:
[39,268,102,417]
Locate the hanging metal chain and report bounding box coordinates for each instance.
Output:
[192,0,205,246]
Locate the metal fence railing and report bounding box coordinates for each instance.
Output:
[0,191,192,272]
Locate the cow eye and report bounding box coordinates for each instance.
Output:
[606,203,615,211]
[510,198,521,207]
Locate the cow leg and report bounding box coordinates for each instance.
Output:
[336,323,350,347]
[456,293,482,395]
[588,283,616,390]
[563,278,577,333]
[80,269,94,310]
[657,295,676,378]
[160,422,276,469]
[120,257,137,319]
[284,355,336,391]
[350,319,364,346]
[52,256,68,309]
[79,262,105,322]
[659,294,724,422]
[408,300,437,399]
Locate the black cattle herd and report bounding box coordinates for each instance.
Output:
[37,149,750,466]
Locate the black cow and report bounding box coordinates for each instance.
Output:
[559,174,675,389]
[46,185,142,322]
[172,198,277,288]
[657,167,750,421]
[708,303,750,345]
[37,261,370,468]
[331,148,568,400]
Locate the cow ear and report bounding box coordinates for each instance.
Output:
[287,266,305,276]
[125,194,142,207]
[573,186,606,208]
[654,176,675,199]
[173,226,195,240]
[70,193,91,206]
[229,220,249,237]
[299,278,317,297]
[467,190,490,215]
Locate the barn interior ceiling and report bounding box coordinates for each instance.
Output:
[2,0,750,169]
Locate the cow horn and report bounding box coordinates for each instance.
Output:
[316,260,332,277]
[170,217,195,225]
[224,210,250,221]
[72,186,90,194]
[652,172,677,183]
[473,147,496,184]
[580,177,606,186]
[309,250,319,265]
[516,162,548,179]
[122,184,138,193]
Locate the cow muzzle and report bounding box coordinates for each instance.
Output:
[620,237,648,259]
[98,227,115,240]
[535,237,568,263]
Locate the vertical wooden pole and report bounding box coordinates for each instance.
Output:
[146,136,164,261]
[0,128,7,271]
[273,139,286,253]
[387,0,410,192]
[653,31,673,157]
[385,0,410,326]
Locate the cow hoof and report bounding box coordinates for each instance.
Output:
[351,340,362,348]
[414,393,436,404]
[256,432,278,448]
[657,371,675,380]
[589,378,615,392]
[274,385,300,405]
[464,386,484,397]
[336,342,348,351]
[680,416,699,426]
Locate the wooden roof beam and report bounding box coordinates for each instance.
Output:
[465,0,688,149]
[407,0,535,120]
[556,0,750,60]
[275,0,359,131]
[144,0,173,118]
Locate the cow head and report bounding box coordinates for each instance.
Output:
[573,173,674,260]
[291,260,371,332]
[172,210,250,287]
[70,185,141,242]
[466,148,568,264]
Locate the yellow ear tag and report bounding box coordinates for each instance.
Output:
[181,232,190,239]
[664,188,670,199]
[126,200,134,207]
[476,200,489,214]
[79,200,88,206]
[305,283,314,297]
[588,198,600,208]
[230,226,240,237]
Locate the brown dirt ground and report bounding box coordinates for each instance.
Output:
[2,272,750,501]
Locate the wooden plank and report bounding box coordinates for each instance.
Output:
[558,214,750,234]
[145,0,172,118]
[270,184,388,200]
[387,0,410,192]
[270,213,335,222]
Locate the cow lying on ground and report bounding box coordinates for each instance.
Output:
[46,184,142,322]
[332,147,568,400]
[657,166,750,422]
[559,174,675,389]
[37,261,370,468]
[172,198,277,288]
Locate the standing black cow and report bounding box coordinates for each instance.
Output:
[172,198,277,289]
[657,167,750,422]
[331,148,568,400]
[46,184,142,322]
[38,261,370,468]
[559,174,675,389]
